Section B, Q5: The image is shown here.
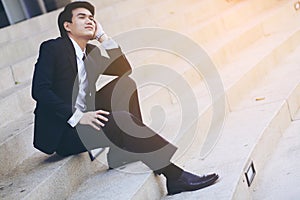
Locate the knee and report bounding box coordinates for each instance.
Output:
[110,111,143,126]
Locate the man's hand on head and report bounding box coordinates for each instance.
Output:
[93,20,108,42]
[79,110,110,131]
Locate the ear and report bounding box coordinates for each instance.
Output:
[63,21,71,32]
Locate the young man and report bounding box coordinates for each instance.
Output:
[32,1,218,195]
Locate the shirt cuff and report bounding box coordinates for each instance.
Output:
[101,38,119,50]
[67,109,84,127]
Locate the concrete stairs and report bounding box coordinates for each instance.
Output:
[1,0,300,199]
[251,110,300,200]
[68,162,164,200]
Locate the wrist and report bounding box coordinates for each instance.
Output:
[97,33,110,43]
[95,32,105,41]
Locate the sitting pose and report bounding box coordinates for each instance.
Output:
[31,1,219,195]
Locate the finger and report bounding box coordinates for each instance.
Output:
[97,114,108,122]
[92,118,105,127]
[96,110,110,115]
[89,122,100,131]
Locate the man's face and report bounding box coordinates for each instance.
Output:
[65,8,96,40]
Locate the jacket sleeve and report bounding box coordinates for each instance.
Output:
[32,41,73,121]
[102,47,132,76]
[86,44,132,77]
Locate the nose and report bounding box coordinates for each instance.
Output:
[86,18,94,25]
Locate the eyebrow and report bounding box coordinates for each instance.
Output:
[77,13,94,18]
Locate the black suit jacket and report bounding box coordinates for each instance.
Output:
[32,37,131,154]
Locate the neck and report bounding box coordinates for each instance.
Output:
[68,35,88,51]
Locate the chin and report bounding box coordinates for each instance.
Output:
[84,34,94,40]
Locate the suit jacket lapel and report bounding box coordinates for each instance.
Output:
[85,44,99,88]
[63,37,78,76]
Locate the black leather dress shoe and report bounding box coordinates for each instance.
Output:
[167,171,219,195]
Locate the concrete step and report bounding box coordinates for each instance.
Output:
[0,0,270,89]
[114,16,300,173]
[170,41,300,169]
[136,19,297,113]
[0,0,296,159]
[251,114,300,200]
[223,26,300,111]
[0,7,59,46]
[232,45,300,114]
[197,0,295,67]
[82,26,300,200]
[0,65,15,93]
[0,0,241,71]
[231,70,300,198]
[215,0,282,32]
[163,101,291,200]
[0,151,107,200]
[0,0,124,46]
[0,25,59,70]
[0,56,36,94]
[187,0,282,46]
[163,14,300,200]
[78,89,294,200]
[0,0,163,69]
[0,0,245,165]
[0,0,146,69]
[158,0,239,31]
[166,43,300,194]
[0,80,34,127]
[132,25,300,144]
[68,162,164,200]
[122,0,293,81]
[0,112,35,176]
[214,45,300,198]
[104,0,238,35]
[10,56,37,86]
[0,0,230,179]
[117,0,282,67]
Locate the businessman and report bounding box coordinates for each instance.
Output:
[32,1,218,195]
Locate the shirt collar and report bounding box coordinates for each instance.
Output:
[69,37,86,60]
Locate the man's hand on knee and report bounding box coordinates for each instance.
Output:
[79,110,110,130]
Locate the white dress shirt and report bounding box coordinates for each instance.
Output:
[67,37,118,127]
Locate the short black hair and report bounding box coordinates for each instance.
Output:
[58,1,95,38]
